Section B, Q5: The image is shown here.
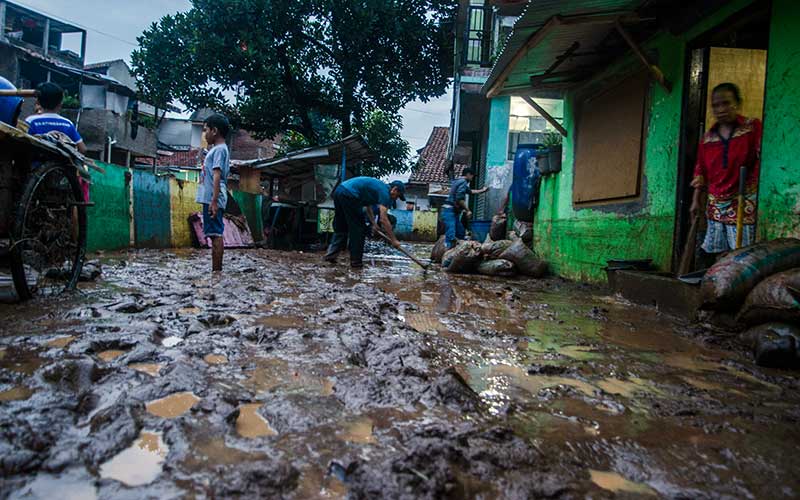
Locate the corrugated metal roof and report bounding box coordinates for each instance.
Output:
[234,134,376,182]
[483,0,646,95]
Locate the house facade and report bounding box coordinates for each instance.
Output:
[451,0,799,282]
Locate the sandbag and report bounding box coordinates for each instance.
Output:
[499,239,547,278]
[701,238,800,310]
[514,220,533,244]
[430,236,447,263]
[490,214,508,241]
[477,259,516,277]
[442,241,483,274]
[737,269,800,325]
[481,239,513,260]
[739,323,800,369]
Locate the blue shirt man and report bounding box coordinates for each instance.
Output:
[324,177,405,268]
[442,167,488,248]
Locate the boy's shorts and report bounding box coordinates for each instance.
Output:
[202,204,225,238]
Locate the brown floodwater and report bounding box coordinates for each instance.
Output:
[0,246,799,498]
[146,392,200,418]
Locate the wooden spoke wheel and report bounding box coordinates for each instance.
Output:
[10,162,87,300]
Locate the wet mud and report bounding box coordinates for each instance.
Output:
[1,246,799,498]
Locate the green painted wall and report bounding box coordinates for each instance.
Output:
[758,0,800,240]
[231,191,264,242]
[486,96,510,168]
[86,161,130,252]
[531,0,758,282]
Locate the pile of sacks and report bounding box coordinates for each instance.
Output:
[430,235,547,278]
[700,238,800,369]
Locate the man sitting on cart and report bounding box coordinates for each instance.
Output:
[25,82,89,202]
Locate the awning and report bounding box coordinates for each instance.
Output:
[482,0,663,97]
[233,134,376,182]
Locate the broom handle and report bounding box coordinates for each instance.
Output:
[736,165,747,249]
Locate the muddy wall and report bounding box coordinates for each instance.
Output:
[522,0,759,282]
[87,161,131,252]
[758,0,800,240]
[169,179,199,248]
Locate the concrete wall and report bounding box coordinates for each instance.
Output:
[86,161,130,252]
[758,0,800,240]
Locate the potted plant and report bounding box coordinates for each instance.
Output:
[535,144,550,174]
[544,131,562,174]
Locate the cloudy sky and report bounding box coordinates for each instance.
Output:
[17,0,451,178]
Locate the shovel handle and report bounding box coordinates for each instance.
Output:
[0,89,38,97]
[373,227,429,269]
[736,165,747,249]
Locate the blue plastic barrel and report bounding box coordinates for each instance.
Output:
[470,220,491,243]
[511,144,544,222]
[0,76,23,126]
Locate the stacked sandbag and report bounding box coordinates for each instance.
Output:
[701,238,800,310]
[499,239,547,278]
[442,241,483,274]
[739,323,800,369]
[430,236,447,263]
[481,239,513,260]
[737,269,800,325]
[489,214,508,241]
[477,259,515,277]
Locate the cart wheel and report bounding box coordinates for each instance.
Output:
[10,162,87,300]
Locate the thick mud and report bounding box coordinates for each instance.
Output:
[1,246,799,498]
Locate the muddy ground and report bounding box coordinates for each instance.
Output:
[1,244,799,499]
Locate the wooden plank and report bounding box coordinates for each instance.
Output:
[614,20,671,93]
[573,72,648,204]
[521,96,568,137]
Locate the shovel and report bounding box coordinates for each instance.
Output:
[373,227,430,270]
[735,165,747,249]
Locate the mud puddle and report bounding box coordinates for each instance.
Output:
[1,247,799,498]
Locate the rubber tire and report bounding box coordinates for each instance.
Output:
[10,162,87,301]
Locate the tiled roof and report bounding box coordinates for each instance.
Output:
[229,129,279,161]
[156,148,203,168]
[408,127,465,184]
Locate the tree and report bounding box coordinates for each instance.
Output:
[132,0,455,177]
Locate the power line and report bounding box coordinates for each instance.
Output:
[403,106,448,116]
[11,0,139,47]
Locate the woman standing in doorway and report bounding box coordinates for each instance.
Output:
[690,82,763,260]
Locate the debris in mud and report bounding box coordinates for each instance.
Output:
[129,363,163,377]
[96,350,126,362]
[79,260,102,282]
[204,354,228,365]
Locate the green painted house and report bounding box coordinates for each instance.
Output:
[451,0,799,282]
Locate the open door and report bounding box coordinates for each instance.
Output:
[673,2,772,274]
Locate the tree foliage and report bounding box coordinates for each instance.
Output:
[132,0,455,177]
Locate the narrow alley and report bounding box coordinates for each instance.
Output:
[1,246,798,499]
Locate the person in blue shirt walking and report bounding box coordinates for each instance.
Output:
[442,168,488,248]
[324,177,405,268]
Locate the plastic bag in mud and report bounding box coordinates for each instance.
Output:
[477,259,516,277]
[499,240,547,278]
[490,214,508,241]
[701,238,800,310]
[739,322,800,369]
[737,268,800,326]
[481,239,513,260]
[442,241,483,274]
[430,235,447,263]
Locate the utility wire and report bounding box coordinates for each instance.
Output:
[11,0,139,47]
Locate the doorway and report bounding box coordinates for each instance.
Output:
[673,1,772,273]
